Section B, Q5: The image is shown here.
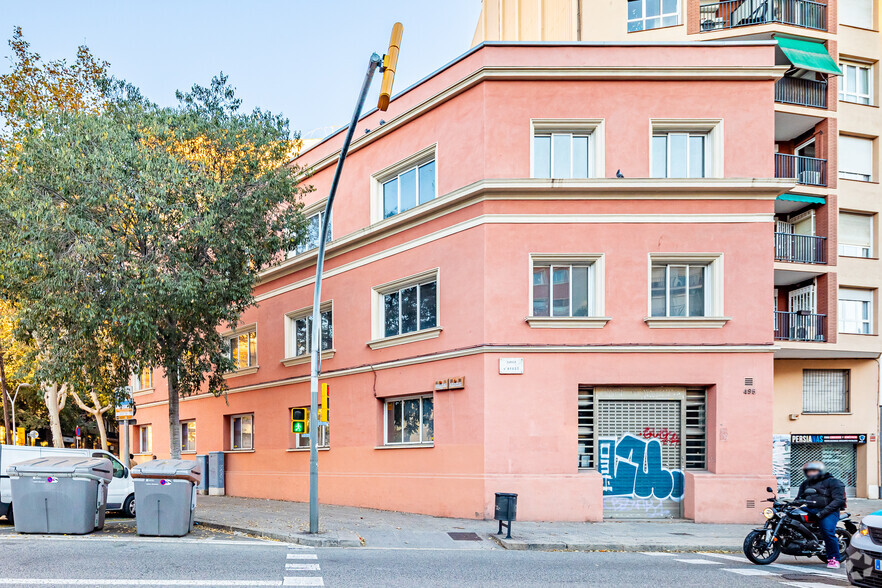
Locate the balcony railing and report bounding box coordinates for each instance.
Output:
[775,153,827,186]
[775,232,827,264]
[775,76,827,109]
[774,311,827,342]
[700,0,827,32]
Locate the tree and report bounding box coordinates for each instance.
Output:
[1,74,310,458]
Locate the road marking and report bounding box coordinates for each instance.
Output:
[699,552,846,580]
[697,553,748,562]
[0,581,281,586]
[676,559,723,565]
[282,579,324,586]
[287,554,318,560]
[641,552,677,556]
[0,535,279,547]
[285,564,320,572]
[721,568,778,576]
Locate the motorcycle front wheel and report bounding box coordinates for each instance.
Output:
[815,529,851,563]
[743,530,782,565]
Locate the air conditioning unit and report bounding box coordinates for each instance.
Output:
[798,170,821,185]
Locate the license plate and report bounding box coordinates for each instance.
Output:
[874,559,882,571]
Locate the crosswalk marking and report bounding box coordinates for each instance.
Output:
[721,568,777,576]
[283,545,323,587]
[641,552,677,556]
[676,559,723,565]
[285,564,320,572]
[286,554,318,560]
[282,579,324,587]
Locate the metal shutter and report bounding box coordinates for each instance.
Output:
[790,443,857,498]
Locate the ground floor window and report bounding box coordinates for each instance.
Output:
[138,424,152,454]
[181,421,196,453]
[384,395,433,445]
[230,414,253,450]
[292,407,330,449]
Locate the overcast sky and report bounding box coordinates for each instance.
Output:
[1,0,482,138]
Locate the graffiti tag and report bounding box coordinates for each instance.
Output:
[641,427,680,446]
[598,434,685,501]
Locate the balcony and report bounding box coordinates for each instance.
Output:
[774,311,826,341]
[699,0,827,32]
[775,153,827,186]
[775,232,827,264]
[775,76,827,109]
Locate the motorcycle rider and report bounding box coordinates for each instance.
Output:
[796,460,846,569]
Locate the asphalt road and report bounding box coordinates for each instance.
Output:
[0,518,852,587]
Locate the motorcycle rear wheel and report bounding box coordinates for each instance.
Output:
[815,529,850,563]
[744,530,781,565]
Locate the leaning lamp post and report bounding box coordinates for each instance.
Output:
[307,22,403,534]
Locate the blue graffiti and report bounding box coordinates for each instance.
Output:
[598,434,685,501]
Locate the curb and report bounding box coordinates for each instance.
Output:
[194,520,363,547]
[492,536,741,553]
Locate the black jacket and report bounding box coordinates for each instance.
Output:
[797,472,846,519]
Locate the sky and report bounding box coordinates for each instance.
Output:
[1,0,483,138]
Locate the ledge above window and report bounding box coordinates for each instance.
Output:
[367,326,442,350]
[643,316,731,329]
[223,366,259,379]
[281,349,336,367]
[526,316,611,329]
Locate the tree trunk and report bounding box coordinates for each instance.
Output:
[44,383,67,447]
[0,342,11,445]
[94,407,108,451]
[71,389,110,451]
[168,365,181,459]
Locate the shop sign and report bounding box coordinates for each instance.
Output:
[791,433,867,444]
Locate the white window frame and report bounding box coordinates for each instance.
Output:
[181,420,196,453]
[645,253,728,328]
[839,211,874,258]
[526,254,608,328]
[839,61,873,105]
[370,145,437,224]
[839,0,873,30]
[627,0,680,32]
[283,301,335,366]
[290,202,332,258]
[838,135,874,182]
[369,268,441,349]
[292,407,330,450]
[839,287,874,335]
[650,119,723,178]
[383,394,434,446]
[138,424,152,455]
[530,119,605,179]
[230,413,254,451]
[133,367,153,392]
[223,325,258,375]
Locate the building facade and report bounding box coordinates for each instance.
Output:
[132,40,792,523]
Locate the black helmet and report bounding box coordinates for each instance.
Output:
[803,461,826,481]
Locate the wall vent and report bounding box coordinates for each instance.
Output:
[746,500,756,509]
[744,377,754,386]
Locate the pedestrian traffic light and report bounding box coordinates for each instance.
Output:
[291,408,307,434]
[319,383,329,423]
[378,22,403,111]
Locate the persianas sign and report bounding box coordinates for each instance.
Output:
[598,434,685,501]
[791,434,867,444]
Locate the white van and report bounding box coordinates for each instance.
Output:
[0,444,136,523]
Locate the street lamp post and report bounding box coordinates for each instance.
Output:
[307,22,403,535]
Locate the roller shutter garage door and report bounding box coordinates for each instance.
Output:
[597,400,684,519]
[790,443,857,498]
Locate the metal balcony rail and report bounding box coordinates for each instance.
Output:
[775,76,827,108]
[774,310,827,342]
[774,232,827,264]
[775,153,827,186]
[699,0,827,32]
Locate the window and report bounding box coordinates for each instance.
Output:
[840,0,873,29]
[134,367,153,391]
[230,414,253,450]
[532,263,594,317]
[181,421,196,453]
[383,280,437,338]
[292,308,333,357]
[839,288,873,334]
[382,160,436,219]
[839,212,873,258]
[293,209,331,255]
[652,132,708,178]
[533,133,594,179]
[839,135,874,182]
[651,263,709,317]
[840,63,873,105]
[803,369,849,414]
[138,425,152,454]
[226,330,257,369]
[628,0,679,31]
[293,408,329,449]
[385,396,433,445]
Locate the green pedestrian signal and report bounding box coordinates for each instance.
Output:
[291,408,307,434]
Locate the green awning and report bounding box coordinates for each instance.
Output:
[775,36,842,76]
[777,194,825,205]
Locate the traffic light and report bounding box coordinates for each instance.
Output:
[319,383,329,423]
[377,22,403,111]
[291,408,307,434]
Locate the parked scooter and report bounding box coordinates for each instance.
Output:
[743,486,856,564]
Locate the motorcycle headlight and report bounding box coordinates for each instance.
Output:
[860,522,870,536]
[762,507,775,519]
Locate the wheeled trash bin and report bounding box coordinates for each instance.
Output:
[131,459,202,537]
[7,456,112,534]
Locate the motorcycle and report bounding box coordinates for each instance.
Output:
[743,486,857,565]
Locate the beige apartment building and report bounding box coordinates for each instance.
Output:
[473,0,881,498]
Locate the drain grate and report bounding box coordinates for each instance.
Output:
[448,532,482,541]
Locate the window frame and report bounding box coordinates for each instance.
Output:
[291,203,332,257]
[291,406,330,450]
[369,268,441,349]
[627,0,680,32]
[530,119,605,180]
[839,61,873,105]
[180,420,196,453]
[371,145,437,224]
[383,394,434,446]
[838,134,874,182]
[839,211,874,258]
[838,287,874,335]
[802,369,850,414]
[650,119,723,179]
[223,325,258,374]
[645,253,728,328]
[283,301,334,366]
[526,253,608,328]
[134,367,153,392]
[138,424,152,455]
[230,413,254,451]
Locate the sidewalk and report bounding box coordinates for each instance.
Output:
[194,495,882,550]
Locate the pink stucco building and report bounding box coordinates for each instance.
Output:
[132,41,792,522]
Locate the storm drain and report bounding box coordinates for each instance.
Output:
[448,532,482,541]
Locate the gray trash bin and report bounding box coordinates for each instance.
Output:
[131,459,202,537]
[6,456,112,534]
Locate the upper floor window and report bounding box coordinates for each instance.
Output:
[652,132,707,178]
[839,212,874,258]
[383,160,436,219]
[628,0,678,31]
[134,367,153,391]
[226,330,257,370]
[803,369,849,414]
[384,279,437,338]
[840,63,873,105]
[651,262,709,317]
[533,133,593,179]
[839,287,873,334]
[840,0,873,29]
[293,306,333,357]
[532,263,593,317]
[293,209,331,256]
[839,135,874,182]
